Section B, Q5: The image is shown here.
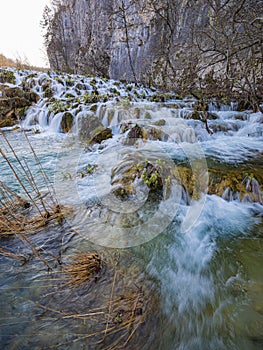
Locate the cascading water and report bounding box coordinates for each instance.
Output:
[0,68,262,349]
[145,196,262,349]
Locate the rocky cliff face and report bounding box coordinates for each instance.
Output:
[46,0,208,83]
[46,0,113,77]
[45,0,263,107]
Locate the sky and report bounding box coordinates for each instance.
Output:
[0,0,51,67]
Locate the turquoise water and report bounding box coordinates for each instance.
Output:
[0,68,262,349]
[0,129,262,349]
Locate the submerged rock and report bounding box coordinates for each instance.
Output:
[153,119,166,126]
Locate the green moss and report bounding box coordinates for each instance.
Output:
[48,100,67,113]
[144,112,152,119]
[90,104,98,112]
[0,70,15,84]
[109,87,120,95]
[148,94,166,102]
[83,93,108,104]
[65,93,75,99]
[65,77,74,86]
[43,87,53,98]
[25,73,37,80]
[118,98,132,109]
[90,78,97,87]
[55,77,64,85]
[153,119,166,126]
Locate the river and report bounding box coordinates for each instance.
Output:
[0,68,262,349]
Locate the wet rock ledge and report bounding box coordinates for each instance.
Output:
[0,70,39,128]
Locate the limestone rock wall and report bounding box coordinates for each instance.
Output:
[45,0,263,102]
[47,0,208,84]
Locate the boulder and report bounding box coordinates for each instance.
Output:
[0,70,15,84]
[77,113,104,139]
[1,87,23,98]
[90,126,112,144]
[61,112,73,133]
[153,119,166,126]
[123,124,143,145]
[0,85,39,127]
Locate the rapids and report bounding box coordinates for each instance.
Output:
[0,68,262,349]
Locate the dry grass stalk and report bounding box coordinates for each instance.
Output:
[0,132,66,269]
[32,281,145,350]
[0,247,27,262]
[31,252,146,350]
[26,250,146,349]
[0,131,63,237]
[63,253,102,286]
[0,200,63,236]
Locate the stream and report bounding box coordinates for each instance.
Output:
[0,69,262,349]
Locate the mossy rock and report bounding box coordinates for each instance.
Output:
[206,112,218,120]
[0,70,15,84]
[18,106,29,118]
[208,168,262,202]
[145,127,164,141]
[144,112,152,119]
[185,110,201,120]
[170,104,180,109]
[90,126,112,144]
[153,119,166,126]
[0,96,34,117]
[43,82,53,98]
[23,91,39,103]
[61,112,74,133]
[123,124,143,145]
[78,113,104,140]
[90,104,98,112]
[210,124,227,133]
[141,162,163,191]
[1,87,23,98]
[111,159,169,199]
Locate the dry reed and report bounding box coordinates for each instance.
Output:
[0,130,62,237]
[0,132,147,348]
[32,265,146,350]
[0,131,65,270]
[63,252,102,286]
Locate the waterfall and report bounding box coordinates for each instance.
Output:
[49,112,63,133]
